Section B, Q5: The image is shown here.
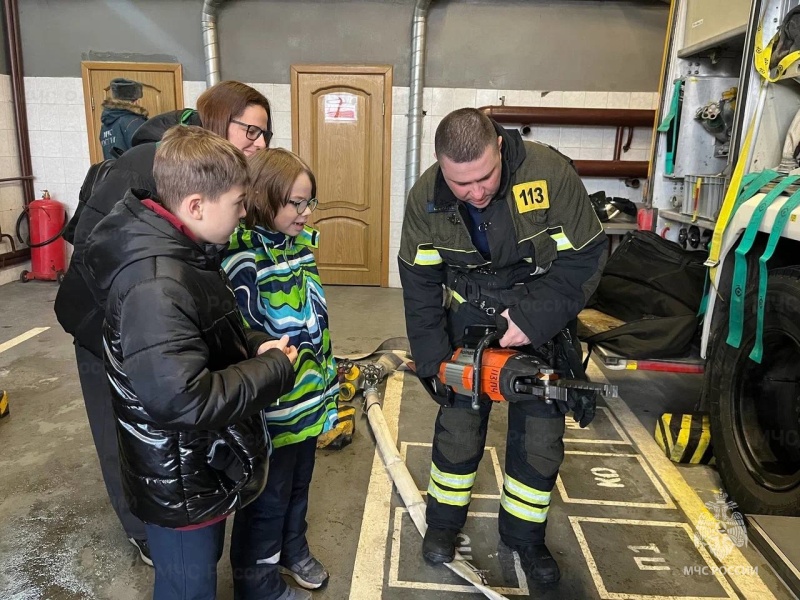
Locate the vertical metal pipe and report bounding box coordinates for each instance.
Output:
[405,0,433,198]
[613,126,623,161]
[202,0,226,87]
[4,0,34,206]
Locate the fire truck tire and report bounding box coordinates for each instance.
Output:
[708,268,800,515]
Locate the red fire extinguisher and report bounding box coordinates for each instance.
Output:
[15,190,67,283]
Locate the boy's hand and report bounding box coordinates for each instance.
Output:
[257,335,298,365]
[283,345,298,365]
[258,335,289,355]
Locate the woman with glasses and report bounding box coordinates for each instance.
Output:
[54,80,274,575]
[222,148,338,600]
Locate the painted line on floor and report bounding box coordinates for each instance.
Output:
[400,441,504,497]
[564,405,633,445]
[587,361,778,599]
[569,516,738,600]
[349,371,404,600]
[557,450,676,509]
[388,508,528,595]
[0,327,49,355]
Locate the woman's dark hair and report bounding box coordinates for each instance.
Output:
[196,80,271,140]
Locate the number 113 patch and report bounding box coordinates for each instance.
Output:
[513,180,549,213]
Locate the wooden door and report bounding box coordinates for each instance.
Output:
[81,61,184,164]
[292,65,392,286]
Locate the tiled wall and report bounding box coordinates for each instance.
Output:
[386,87,659,288]
[0,74,28,280]
[23,78,298,221]
[11,77,659,289]
[184,81,295,152]
[25,77,90,227]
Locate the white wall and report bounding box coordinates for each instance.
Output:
[387,87,659,287]
[25,77,89,223]
[16,77,659,289]
[0,75,25,246]
[0,74,30,283]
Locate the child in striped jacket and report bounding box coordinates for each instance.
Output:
[222,148,338,600]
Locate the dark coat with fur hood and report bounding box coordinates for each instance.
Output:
[99,99,148,159]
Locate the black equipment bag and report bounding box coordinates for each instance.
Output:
[584,231,707,359]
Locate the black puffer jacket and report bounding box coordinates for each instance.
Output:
[130,108,202,146]
[55,109,203,357]
[85,190,295,527]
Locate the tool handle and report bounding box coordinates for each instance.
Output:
[471,330,501,410]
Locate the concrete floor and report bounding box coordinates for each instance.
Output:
[0,281,794,599]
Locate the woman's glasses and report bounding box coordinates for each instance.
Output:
[231,119,273,144]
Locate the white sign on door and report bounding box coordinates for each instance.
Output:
[324,93,358,122]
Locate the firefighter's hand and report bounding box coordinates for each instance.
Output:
[420,375,454,407]
[561,390,597,428]
[498,309,530,348]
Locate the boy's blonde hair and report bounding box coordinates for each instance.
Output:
[154,125,248,211]
[245,148,316,230]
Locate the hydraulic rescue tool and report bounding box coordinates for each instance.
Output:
[436,327,619,415]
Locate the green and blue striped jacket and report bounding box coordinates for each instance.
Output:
[222,224,339,448]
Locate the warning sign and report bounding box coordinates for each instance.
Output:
[324,93,358,122]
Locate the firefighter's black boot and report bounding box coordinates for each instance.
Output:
[519,543,560,584]
[422,527,458,564]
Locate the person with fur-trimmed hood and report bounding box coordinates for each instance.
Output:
[99,78,148,159]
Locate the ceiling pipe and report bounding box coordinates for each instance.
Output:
[202,0,226,87]
[405,0,433,198]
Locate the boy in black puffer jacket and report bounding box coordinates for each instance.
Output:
[56,82,272,565]
[55,107,204,564]
[85,125,296,599]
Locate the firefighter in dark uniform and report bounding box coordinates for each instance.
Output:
[398,108,607,584]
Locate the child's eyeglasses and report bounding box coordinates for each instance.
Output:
[230,119,273,144]
[287,198,319,214]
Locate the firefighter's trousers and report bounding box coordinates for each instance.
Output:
[426,393,565,548]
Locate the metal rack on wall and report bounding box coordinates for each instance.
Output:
[647,0,756,250]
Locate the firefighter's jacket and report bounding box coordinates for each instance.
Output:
[398,124,607,378]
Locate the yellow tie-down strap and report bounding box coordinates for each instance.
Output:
[707,11,800,279]
[705,12,800,279]
[754,17,800,82]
